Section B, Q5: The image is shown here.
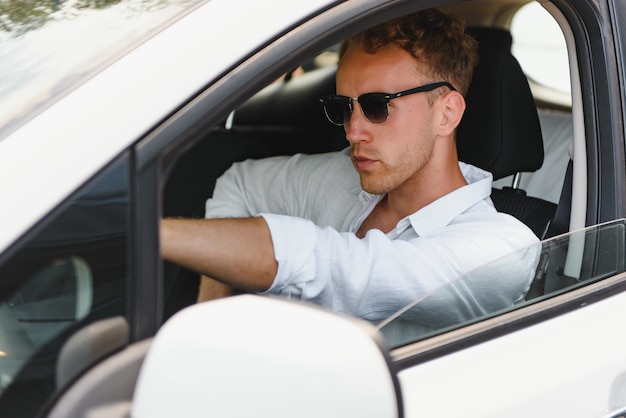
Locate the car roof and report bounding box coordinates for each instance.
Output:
[0,0,336,254]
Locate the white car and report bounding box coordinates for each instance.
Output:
[1,0,626,416]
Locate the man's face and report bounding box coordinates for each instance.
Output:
[336,45,441,195]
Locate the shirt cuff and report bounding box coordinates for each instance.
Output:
[259,213,318,296]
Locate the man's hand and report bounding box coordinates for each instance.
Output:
[160,217,278,292]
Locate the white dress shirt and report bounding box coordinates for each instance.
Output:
[205,148,539,323]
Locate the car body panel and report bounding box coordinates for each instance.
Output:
[398,286,626,417]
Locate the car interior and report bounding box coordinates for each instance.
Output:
[161,1,577,320]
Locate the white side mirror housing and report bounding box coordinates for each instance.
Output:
[132,295,402,418]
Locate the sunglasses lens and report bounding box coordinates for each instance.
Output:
[321,94,389,125]
[323,97,351,126]
[359,95,388,123]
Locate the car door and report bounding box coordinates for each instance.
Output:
[390,219,626,417]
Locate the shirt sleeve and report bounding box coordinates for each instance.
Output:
[260,213,540,322]
[205,155,292,219]
[205,152,341,219]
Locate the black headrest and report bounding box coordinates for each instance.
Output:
[457,27,544,180]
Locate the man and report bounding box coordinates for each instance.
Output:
[161,8,539,323]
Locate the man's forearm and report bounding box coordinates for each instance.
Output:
[198,275,233,302]
[160,217,278,292]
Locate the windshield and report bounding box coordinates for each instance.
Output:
[379,219,626,348]
[0,0,206,140]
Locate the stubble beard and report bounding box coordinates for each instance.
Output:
[357,163,405,195]
[357,149,432,196]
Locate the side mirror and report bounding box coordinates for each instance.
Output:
[132,295,403,418]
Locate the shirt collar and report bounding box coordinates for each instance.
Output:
[350,161,493,236]
[408,162,493,236]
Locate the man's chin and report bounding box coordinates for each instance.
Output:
[359,178,389,195]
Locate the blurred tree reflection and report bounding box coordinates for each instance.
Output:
[0,0,169,37]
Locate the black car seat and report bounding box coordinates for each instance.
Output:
[457,27,557,239]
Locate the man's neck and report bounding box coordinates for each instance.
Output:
[356,160,467,238]
[389,161,467,217]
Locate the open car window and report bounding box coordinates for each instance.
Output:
[379,219,626,348]
[511,2,570,95]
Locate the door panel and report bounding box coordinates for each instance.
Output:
[399,288,626,417]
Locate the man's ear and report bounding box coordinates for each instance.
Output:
[437,91,466,136]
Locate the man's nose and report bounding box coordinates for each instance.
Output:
[345,102,370,143]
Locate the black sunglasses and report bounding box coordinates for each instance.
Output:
[319,81,456,126]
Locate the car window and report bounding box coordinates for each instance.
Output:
[510,2,570,94]
[495,4,573,204]
[0,155,130,417]
[378,219,626,348]
[0,0,206,141]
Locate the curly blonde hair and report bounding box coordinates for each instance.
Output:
[339,8,478,97]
